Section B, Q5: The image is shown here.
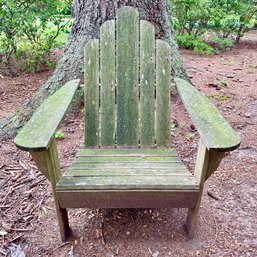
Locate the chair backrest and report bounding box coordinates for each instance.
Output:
[84,6,171,148]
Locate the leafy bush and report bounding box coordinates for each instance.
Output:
[0,0,72,74]
[171,0,212,37]
[214,37,234,50]
[14,19,72,72]
[177,34,215,55]
[176,34,197,49]
[171,0,257,55]
[209,0,257,42]
[193,40,216,55]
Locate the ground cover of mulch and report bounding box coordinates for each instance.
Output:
[0,32,256,256]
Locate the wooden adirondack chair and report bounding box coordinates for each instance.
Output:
[14,7,240,241]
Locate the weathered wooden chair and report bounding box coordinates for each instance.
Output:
[14,7,240,241]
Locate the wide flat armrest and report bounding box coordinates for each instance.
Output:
[174,78,240,152]
[14,79,80,152]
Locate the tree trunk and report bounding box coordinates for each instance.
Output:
[0,0,186,140]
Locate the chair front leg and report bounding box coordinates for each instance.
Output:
[31,139,71,241]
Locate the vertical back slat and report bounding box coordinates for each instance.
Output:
[100,20,116,147]
[140,20,155,147]
[116,7,139,146]
[156,39,171,147]
[84,39,100,147]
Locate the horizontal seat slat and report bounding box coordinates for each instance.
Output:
[78,148,177,156]
[70,162,185,172]
[65,170,190,177]
[57,176,198,191]
[74,157,181,162]
[69,162,187,170]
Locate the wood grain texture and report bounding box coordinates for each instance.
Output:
[78,148,177,156]
[57,190,199,209]
[175,77,241,151]
[73,156,181,162]
[84,39,100,147]
[140,20,155,146]
[66,169,191,176]
[116,7,139,146]
[186,139,210,238]
[205,151,224,180]
[100,20,116,146]
[56,148,198,192]
[57,175,198,190]
[156,39,171,147]
[30,140,70,241]
[14,79,80,152]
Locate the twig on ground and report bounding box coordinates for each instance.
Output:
[100,221,106,245]
[0,247,7,256]
[18,160,29,170]
[11,173,22,182]
[53,242,72,251]
[2,188,13,204]
[0,205,11,209]
[36,198,44,209]
[9,235,22,243]
[11,228,32,232]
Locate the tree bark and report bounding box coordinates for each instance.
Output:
[0,0,186,140]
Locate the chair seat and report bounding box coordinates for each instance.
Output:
[56,148,200,208]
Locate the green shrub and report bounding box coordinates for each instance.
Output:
[170,0,212,37]
[171,0,257,49]
[176,34,196,49]
[193,40,216,55]
[0,0,72,74]
[214,37,234,50]
[177,34,215,55]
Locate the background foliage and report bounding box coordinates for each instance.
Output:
[0,0,72,74]
[0,0,256,76]
[171,0,257,54]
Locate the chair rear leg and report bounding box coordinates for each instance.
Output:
[56,205,71,241]
[186,196,201,238]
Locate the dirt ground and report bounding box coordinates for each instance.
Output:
[0,32,257,257]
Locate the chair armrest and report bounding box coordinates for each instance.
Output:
[14,79,80,152]
[174,78,240,152]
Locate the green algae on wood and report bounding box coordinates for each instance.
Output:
[57,175,198,191]
[175,77,240,151]
[14,79,80,152]
[100,20,116,147]
[156,39,171,147]
[84,39,100,147]
[116,7,139,146]
[78,148,177,156]
[140,20,155,147]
